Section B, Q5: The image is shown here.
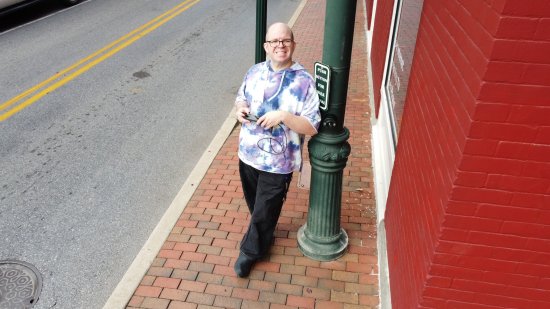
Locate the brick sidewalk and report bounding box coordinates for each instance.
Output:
[126,1,378,308]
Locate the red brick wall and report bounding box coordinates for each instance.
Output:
[384,0,550,307]
[370,0,395,116]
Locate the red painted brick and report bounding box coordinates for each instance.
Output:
[468,230,528,250]
[452,186,513,205]
[419,297,447,308]
[508,105,550,126]
[430,264,485,281]
[524,235,550,259]
[459,155,523,176]
[496,16,539,39]
[440,228,470,242]
[423,286,477,303]
[484,61,525,84]
[470,121,539,142]
[436,241,492,258]
[444,214,502,232]
[501,221,550,238]
[455,171,488,187]
[517,262,550,277]
[536,127,550,144]
[463,139,498,157]
[477,204,540,222]
[502,1,550,17]
[483,270,538,288]
[480,80,550,104]
[447,201,478,216]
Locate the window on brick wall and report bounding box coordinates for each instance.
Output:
[384,0,424,145]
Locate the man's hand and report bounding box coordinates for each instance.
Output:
[235,102,250,124]
[257,111,285,129]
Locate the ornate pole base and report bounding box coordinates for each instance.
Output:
[298,129,350,261]
[298,225,348,261]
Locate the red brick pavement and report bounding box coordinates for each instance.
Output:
[126,0,378,308]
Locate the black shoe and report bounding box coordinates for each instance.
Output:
[234,253,255,278]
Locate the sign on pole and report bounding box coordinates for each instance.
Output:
[314,62,330,110]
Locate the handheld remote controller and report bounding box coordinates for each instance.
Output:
[244,113,258,122]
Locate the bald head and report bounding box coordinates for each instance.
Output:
[263,22,296,71]
[265,22,294,41]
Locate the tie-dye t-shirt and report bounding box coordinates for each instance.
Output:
[235,60,321,174]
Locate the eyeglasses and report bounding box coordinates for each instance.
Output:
[265,39,293,47]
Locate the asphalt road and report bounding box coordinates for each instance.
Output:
[0,0,301,307]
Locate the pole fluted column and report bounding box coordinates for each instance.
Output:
[298,0,357,261]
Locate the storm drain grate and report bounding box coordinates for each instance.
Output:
[0,260,42,309]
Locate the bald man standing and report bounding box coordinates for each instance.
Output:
[233,22,321,277]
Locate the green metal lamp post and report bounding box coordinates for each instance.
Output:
[255,0,267,63]
[298,0,357,261]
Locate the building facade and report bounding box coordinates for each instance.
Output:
[366,0,550,307]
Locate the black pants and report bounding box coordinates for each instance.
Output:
[239,160,293,260]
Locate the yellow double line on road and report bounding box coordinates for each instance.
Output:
[0,0,201,122]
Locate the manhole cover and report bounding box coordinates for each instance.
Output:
[0,260,42,309]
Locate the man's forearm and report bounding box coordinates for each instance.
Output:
[282,112,317,136]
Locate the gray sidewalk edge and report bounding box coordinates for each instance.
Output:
[103,1,308,307]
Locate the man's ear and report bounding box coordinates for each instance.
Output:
[263,43,269,53]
